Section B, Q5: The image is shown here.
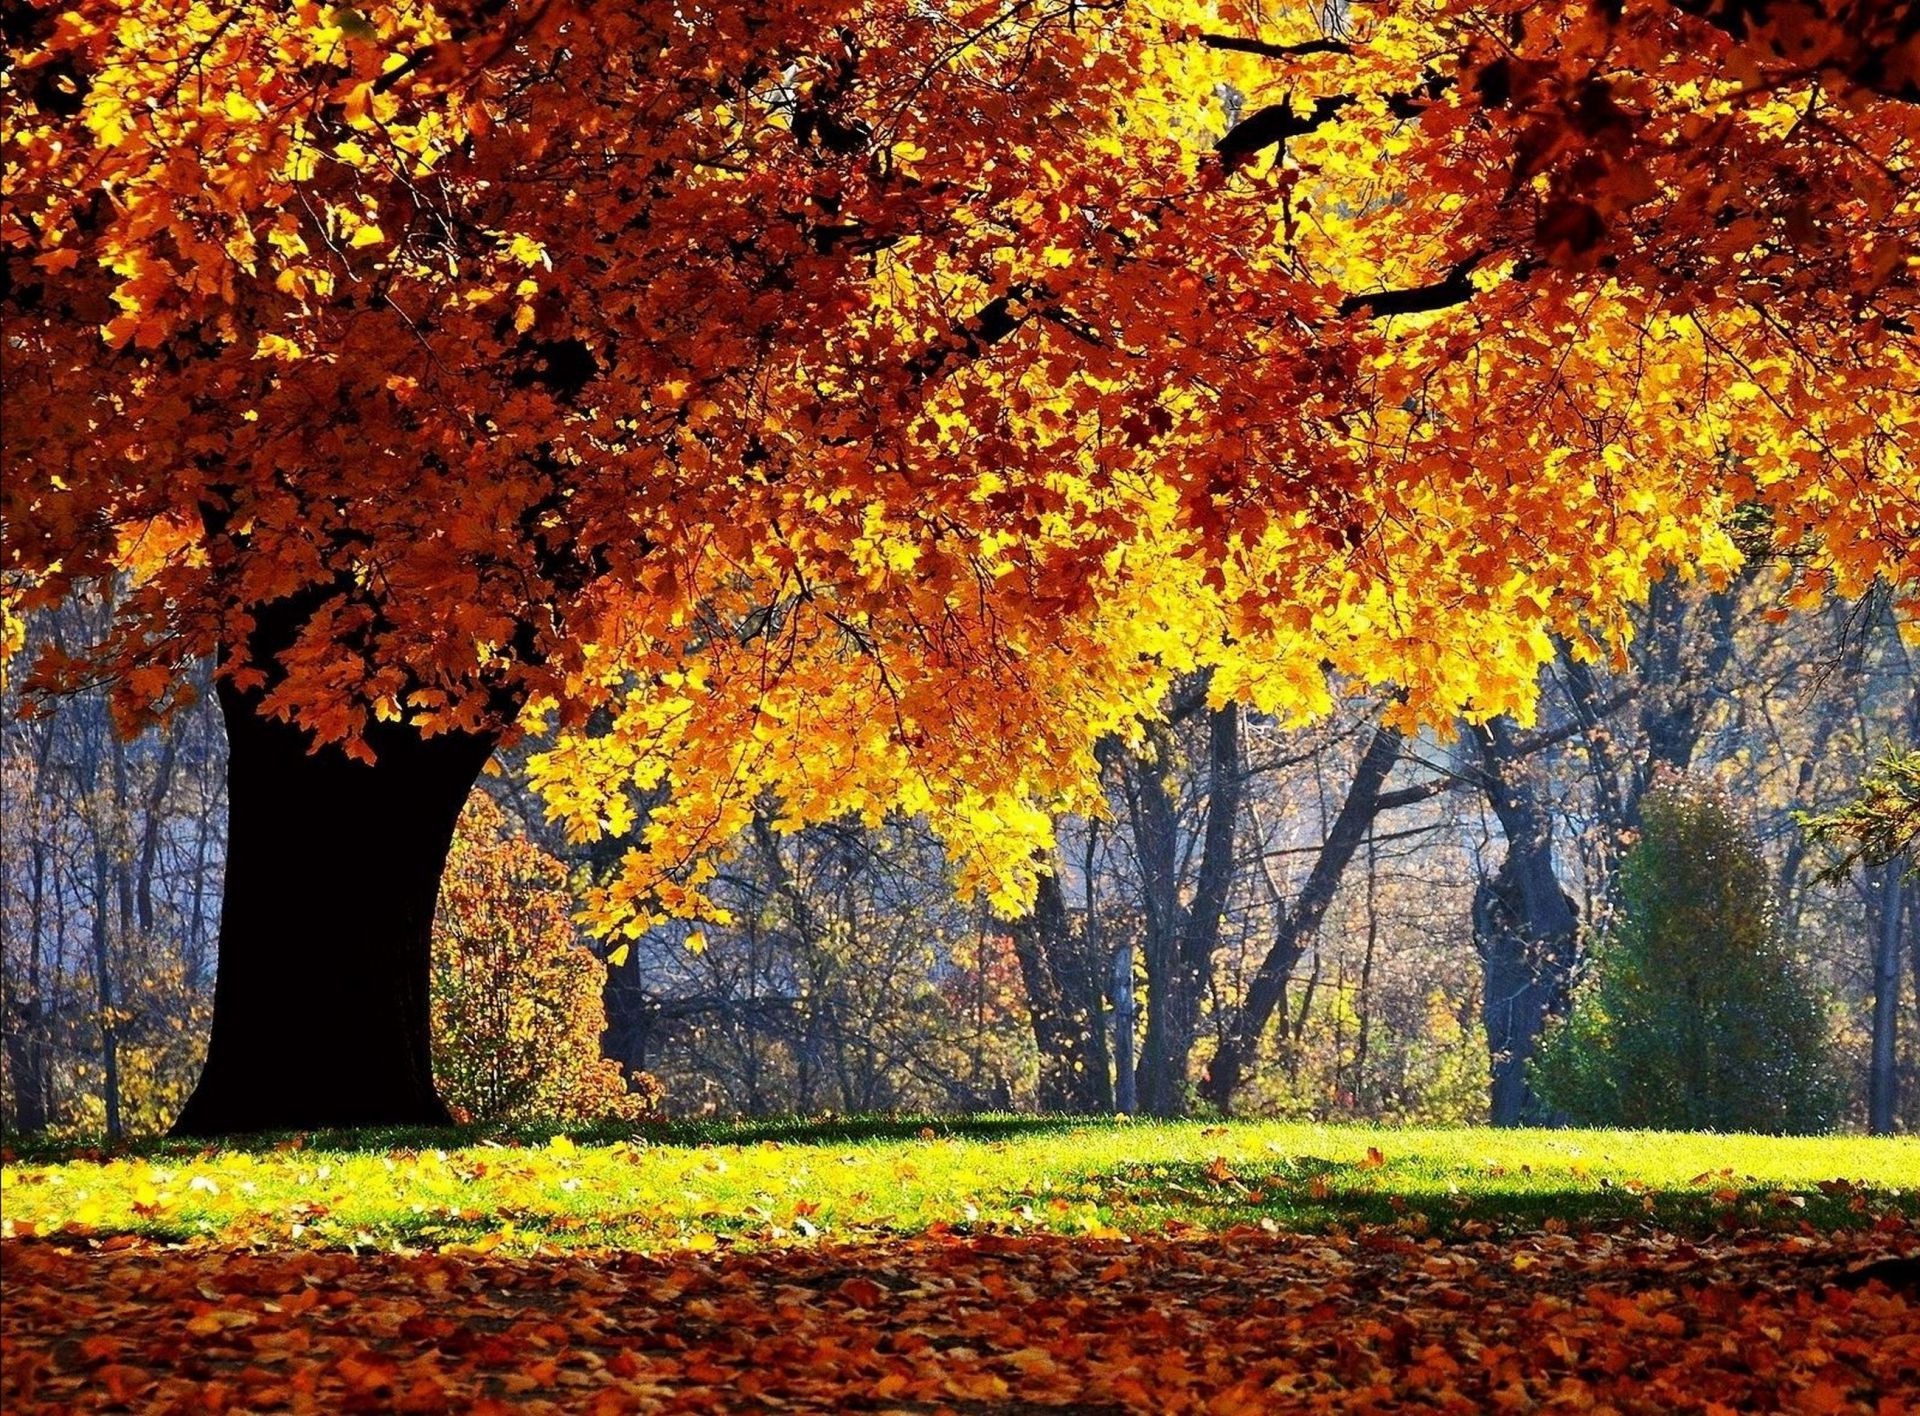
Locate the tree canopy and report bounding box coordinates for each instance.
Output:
[5,0,1915,934]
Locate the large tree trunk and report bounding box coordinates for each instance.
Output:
[171,679,494,1135]
[1126,700,1241,1118]
[1134,933,1204,1116]
[1472,721,1579,1127]
[1474,861,1574,1126]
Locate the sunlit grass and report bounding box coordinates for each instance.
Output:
[4,1117,1914,1254]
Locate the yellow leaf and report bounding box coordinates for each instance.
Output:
[506,234,550,269]
[254,334,304,361]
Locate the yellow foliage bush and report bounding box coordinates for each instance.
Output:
[431,794,656,1123]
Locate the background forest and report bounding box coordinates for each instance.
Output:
[5,573,1913,1139]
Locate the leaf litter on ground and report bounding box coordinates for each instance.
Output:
[4,1121,1918,1411]
[4,1221,1917,1413]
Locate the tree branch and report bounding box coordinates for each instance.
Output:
[1339,253,1534,319]
[1216,93,1356,161]
[1369,687,1636,811]
[1198,33,1352,61]
[905,284,1044,385]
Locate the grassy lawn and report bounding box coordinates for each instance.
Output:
[5,1116,1915,1254]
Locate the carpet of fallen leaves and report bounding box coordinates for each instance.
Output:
[5,1220,1917,1414]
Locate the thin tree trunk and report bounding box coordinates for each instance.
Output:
[10,753,55,1131]
[1200,726,1401,1112]
[1868,864,1904,1135]
[186,796,216,988]
[1288,942,1320,1084]
[1110,937,1137,1115]
[1124,723,1189,1117]
[1352,828,1378,1114]
[134,723,182,935]
[89,832,123,1141]
[172,678,493,1135]
[5,802,52,1130]
[1909,881,1920,1079]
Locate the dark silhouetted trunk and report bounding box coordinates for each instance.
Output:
[3,1003,50,1134]
[1202,725,1402,1112]
[1472,721,1579,1126]
[1910,873,1920,1071]
[5,725,60,1134]
[1009,873,1113,1112]
[172,677,493,1135]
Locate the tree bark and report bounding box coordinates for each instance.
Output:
[3,1001,51,1134]
[89,829,122,1141]
[1909,879,1920,1083]
[8,737,56,1133]
[171,678,494,1135]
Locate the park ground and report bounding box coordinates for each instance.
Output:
[3,1118,1918,1412]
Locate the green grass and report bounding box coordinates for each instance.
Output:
[3,1117,1914,1254]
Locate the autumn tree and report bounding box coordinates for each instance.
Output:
[8,0,1223,1132]
[5,0,1913,1132]
[430,793,647,1123]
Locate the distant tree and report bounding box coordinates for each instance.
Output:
[431,795,651,1124]
[1532,780,1839,1133]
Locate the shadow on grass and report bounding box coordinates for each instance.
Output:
[1,1111,1097,1166]
[1061,1156,1920,1238]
